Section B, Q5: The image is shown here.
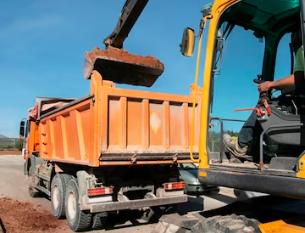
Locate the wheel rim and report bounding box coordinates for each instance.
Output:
[67,191,77,221]
[52,185,60,210]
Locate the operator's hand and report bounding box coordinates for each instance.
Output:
[258,81,273,93]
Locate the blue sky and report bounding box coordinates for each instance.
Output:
[0,1,291,137]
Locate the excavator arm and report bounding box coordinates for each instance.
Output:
[84,0,164,87]
[103,0,149,48]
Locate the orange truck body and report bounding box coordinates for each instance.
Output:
[27,71,200,167]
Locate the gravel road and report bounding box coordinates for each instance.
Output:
[0,155,234,233]
[3,154,305,233]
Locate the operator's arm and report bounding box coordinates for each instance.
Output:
[258,46,304,93]
[258,72,303,92]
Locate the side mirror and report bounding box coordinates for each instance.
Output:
[180,27,195,57]
[19,120,26,138]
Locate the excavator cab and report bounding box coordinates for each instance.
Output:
[183,0,305,199]
[220,0,304,149]
[209,0,304,160]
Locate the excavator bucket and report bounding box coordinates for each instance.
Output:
[84,47,164,87]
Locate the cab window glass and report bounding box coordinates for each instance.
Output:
[274,34,291,79]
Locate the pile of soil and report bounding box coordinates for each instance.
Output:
[0,198,69,233]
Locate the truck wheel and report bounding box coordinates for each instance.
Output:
[51,173,72,218]
[65,178,92,232]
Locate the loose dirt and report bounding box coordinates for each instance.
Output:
[84,47,164,87]
[0,151,20,156]
[0,198,69,233]
[86,47,164,71]
[0,155,235,233]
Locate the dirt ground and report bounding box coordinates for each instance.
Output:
[0,150,20,155]
[3,154,305,232]
[0,198,68,233]
[0,155,233,233]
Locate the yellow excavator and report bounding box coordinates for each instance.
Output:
[179,0,305,232]
[26,0,305,231]
[96,0,305,232]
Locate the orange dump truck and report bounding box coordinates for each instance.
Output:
[19,1,201,231]
[20,69,200,231]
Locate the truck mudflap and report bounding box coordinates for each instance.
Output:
[84,195,188,213]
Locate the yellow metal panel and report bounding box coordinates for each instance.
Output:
[297,154,305,178]
[260,220,305,233]
[199,171,207,177]
[198,0,240,172]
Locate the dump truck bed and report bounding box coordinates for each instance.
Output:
[29,72,199,167]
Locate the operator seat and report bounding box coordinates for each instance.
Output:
[259,95,305,146]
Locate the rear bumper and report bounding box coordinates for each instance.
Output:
[87,195,188,213]
[199,168,305,199]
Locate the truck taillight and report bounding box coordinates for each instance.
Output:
[87,186,113,197]
[163,182,185,191]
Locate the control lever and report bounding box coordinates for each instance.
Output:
[253,77,264,85]
[234,77,272,121]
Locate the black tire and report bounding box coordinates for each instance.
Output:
[65,178,92,232]
[202,214,260,233]
[51,173,72,219]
